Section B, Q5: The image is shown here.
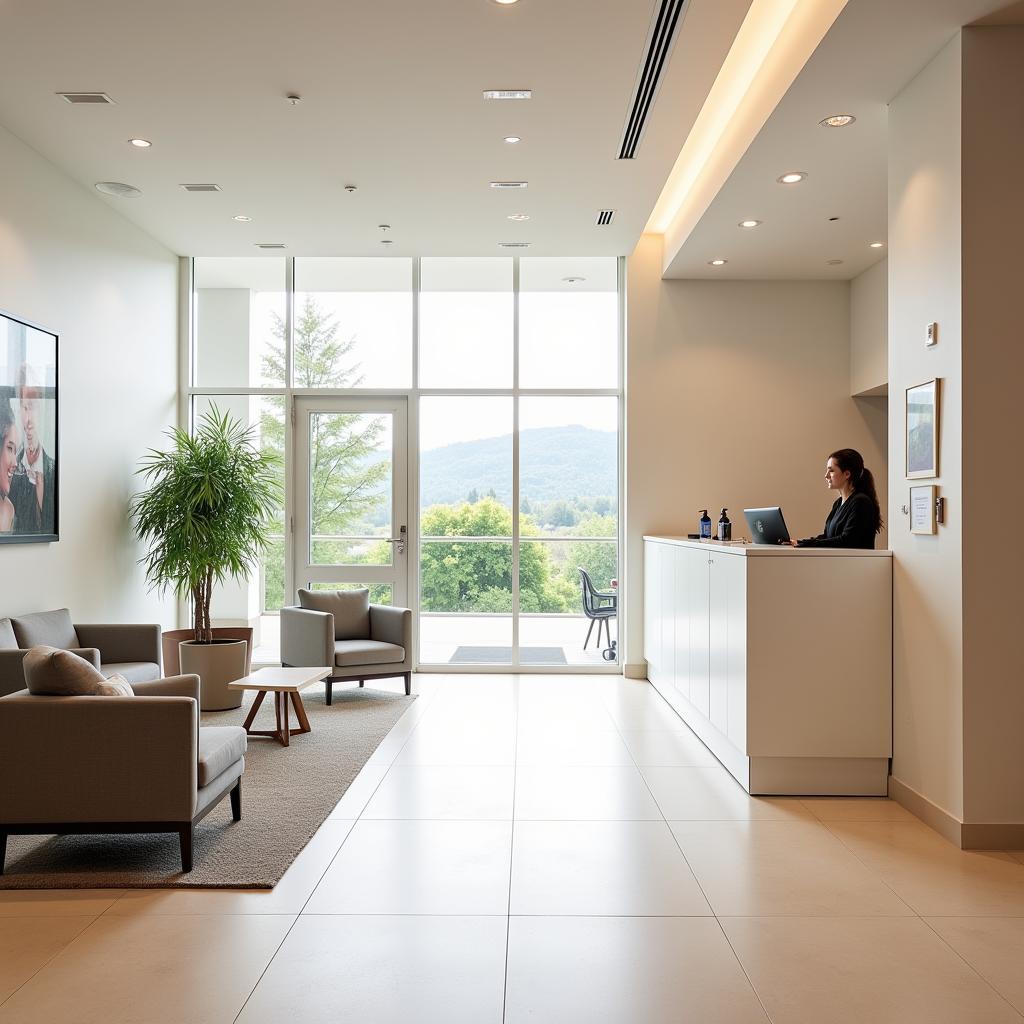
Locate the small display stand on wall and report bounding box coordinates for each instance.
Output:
[910,485,938,535]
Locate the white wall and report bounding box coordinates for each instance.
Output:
[625,233,887,670]
[0,123,179,626]
[850,258,887,396]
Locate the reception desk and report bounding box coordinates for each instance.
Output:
[643,536,892,795]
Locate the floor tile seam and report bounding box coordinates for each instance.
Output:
[917,915,1024,1021]
[815,819,924,918]
[296,727,421,918]
[708,916,776,1023]
[617,712,718,920]
[231,913,305,1024]
[0,912,100,1011]
[502,697,521,1024]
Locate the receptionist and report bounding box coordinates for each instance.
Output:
[781,448,882,549]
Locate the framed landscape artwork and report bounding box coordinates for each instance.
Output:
[0,309,59,543]
[906,378,939,480]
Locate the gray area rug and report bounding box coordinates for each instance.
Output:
[0,686,416,890]
[450,645,568,665]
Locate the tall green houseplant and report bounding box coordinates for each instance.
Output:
[130,407,282,644]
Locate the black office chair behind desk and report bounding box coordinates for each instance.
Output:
[578,567,617,653]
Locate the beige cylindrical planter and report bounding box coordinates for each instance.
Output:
[179,639,248,711]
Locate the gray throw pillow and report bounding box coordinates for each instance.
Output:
[11,608,80,650]
[0,617,17,651]
[23,645,106,696]
[96,673,134,697]
[298,588,371,640]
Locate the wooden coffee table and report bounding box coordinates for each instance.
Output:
[228,667,331,747]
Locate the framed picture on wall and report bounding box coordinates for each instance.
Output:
[0,309,59,544]
[906,378,940,479]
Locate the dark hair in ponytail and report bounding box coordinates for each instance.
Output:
[829,448,883,534]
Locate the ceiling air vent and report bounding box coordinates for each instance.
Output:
[57,92,114,104]
[596,209,616,226]
[180,183,222,192]
[618,0,688,159]
[255,243,287,250]
[490,181,528,189]
[498,241,530,248]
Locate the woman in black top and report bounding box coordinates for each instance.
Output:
[782,448,883,549]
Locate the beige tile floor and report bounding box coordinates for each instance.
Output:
[2,673,1024,1023]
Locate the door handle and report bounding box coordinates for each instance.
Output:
[386,525,407,555]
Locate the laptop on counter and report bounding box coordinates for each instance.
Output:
[743,507,791,545]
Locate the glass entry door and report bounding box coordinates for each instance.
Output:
[294,397,408,607]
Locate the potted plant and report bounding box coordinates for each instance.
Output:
[130,406,281,710]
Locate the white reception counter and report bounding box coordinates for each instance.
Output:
[643,536,892,796]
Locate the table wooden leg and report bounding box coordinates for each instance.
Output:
[279,690,290,746]
[290,690,312,735]
[243,689,267,732]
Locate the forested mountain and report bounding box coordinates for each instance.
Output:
[420,426,616,507]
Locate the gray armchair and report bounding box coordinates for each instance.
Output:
[0,609,162,696]
[0,674,245,873]
[281,588,412,705]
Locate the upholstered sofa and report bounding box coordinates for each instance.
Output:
[0,673,245,873]
[0,609,162,696]
[281,588,412,704]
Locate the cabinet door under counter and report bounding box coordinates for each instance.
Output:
[643,537,892,796]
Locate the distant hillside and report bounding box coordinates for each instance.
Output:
[420,425,616,507]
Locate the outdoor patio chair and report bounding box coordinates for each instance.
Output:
[578,567,617,651]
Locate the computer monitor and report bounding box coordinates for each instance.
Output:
[743,507,791,545]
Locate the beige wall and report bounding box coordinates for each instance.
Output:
[0,123,179,626]
[888,33,965,820]
[850,258,887,397]
[625,233,887,669]
[960,27,1024,824]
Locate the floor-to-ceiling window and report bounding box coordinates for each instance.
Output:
[186,254,621,670]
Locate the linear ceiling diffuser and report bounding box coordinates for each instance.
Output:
[618,0,688,159]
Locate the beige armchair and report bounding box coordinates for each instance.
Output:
[0,609,162,696]
[0,674,245,873]
[281,588,412,705]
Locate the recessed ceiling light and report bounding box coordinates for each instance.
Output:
[869,241,884,248]
[483,89,532,100]
[738,219,761,228]
[562,276,586,283]
[507,213,530,221]
[128,138,151,148]
[232,215,252,222]
[503,136,522,144]
[94,181,141,198]
[826,259,844,265]
[819,114,856,128]
[777,171,807,184]
[708,258,728,266]
[492,0,521,5]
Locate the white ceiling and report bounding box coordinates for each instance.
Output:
[0,0,752,258]
[663,0,1018,279]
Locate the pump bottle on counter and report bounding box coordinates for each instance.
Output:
[699,510,712,539]
[717,508,732,541]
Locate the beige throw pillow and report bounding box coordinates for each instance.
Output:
[23,645,106,696]
[298,588,371,640]
[96,673,135,697]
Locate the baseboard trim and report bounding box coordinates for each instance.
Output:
[888,776,963,846]
[624,662,647,680]
[889,776,1024,849]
